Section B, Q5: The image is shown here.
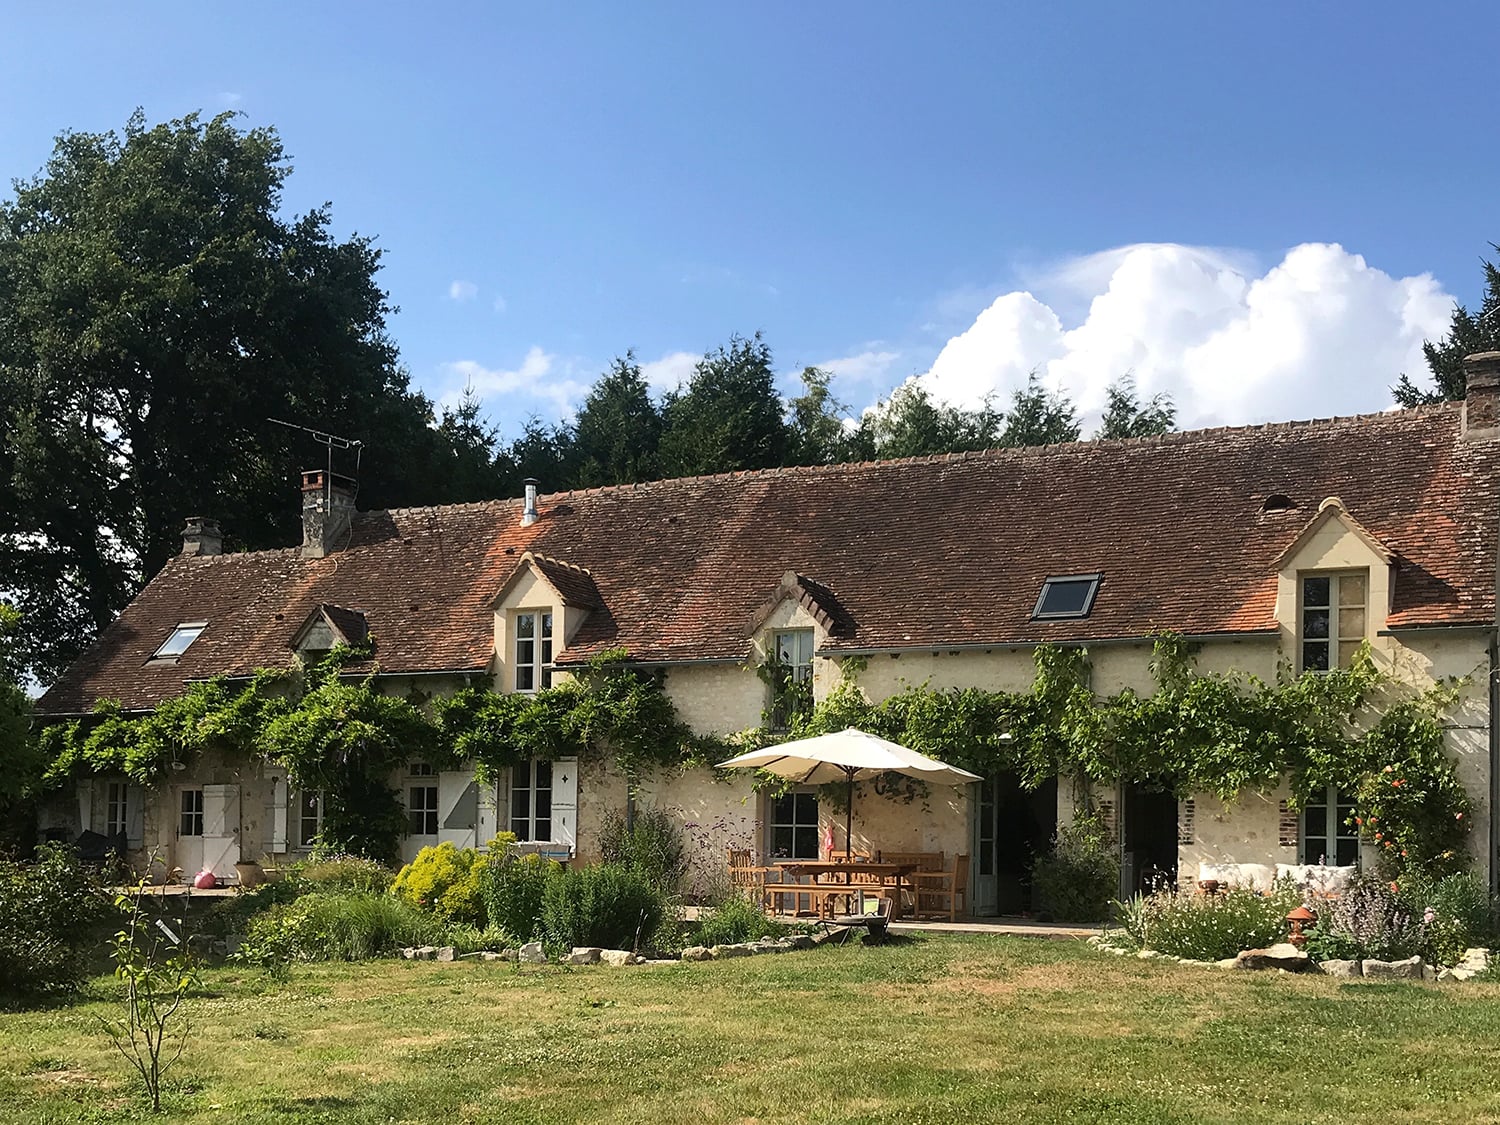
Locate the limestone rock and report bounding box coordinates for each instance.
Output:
[711,943,753,958]
[1316,958,1361,978]
[479,951,509,962]
[436,946,457,962]
[599,949,640,967]
[1215,957,1239,969]
[519,941,546,964]
[680,945,711,962]
[1233,944,1309,972]
[1362,956,1424,980]
[785,934,816,950]
[564,947,602,966]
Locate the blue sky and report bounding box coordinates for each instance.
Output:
[2,3,1496,433]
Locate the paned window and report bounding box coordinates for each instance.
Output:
[408,785,439,836]
[179,789,204,837]
[105,782,128,839]
[296,791,324,849]
[1299,572,1367,672]
[514,611,554,692]
[153,622,206,659]
[511,759,554,842]
[768,790,820,859]
[409,761,435,777]
[1033,575,1102,620]
[1301,786,1359,866]
[770,629,814,728]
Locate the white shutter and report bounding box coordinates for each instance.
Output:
[266,771,289,853]
[125,784,145,849]
[551,758,578,854]
[201,784,241,876]
[438,771,479,849]
[77,782,94,836]
[476,777,501,847]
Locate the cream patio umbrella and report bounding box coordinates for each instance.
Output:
[717,728,982,858]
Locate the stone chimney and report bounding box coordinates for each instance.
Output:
[1463,352,1500,439]
[180,516,222,557]
[301,469,357,558]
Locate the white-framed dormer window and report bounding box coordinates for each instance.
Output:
[514,611,554,692]
[1301,786,1359,866]
[1299,572,1367,672]
[770,629,814,729]
[152,621,206,661]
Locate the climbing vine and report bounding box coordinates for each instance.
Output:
[32,631,1473,876]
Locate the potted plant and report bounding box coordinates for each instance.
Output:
[234,858,266,888]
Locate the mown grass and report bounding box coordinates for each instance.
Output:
[5,934,1500,1123]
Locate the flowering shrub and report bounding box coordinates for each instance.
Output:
[390,842,490,927]
[1351,705,1470,877]
[1307,871,1494,966]
[1114,883,1302,961]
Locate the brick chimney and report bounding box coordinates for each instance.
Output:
[180,516,222,557]
[1463,352,1500,439]
[301,469,357,558]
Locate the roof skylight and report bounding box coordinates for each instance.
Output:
[1032,575,1101,620]
[152,622,206,660]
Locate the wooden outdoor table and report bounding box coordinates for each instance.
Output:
[772,861,919,920]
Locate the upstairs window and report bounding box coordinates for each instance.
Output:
[514,611,554,692]
[770,629,814,729]
[1033,575,1101,620]
[1299,572,1367,672]
[153,622,206,660]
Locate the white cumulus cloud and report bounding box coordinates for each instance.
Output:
[918,243,1454,428]
[817,349,902,385]
[448,280,478,302]
[640,350,699,394]
[440,347,587,416]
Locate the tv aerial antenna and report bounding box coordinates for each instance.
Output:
[266,417,366,498]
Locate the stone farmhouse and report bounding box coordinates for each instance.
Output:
[34,354,1500,912]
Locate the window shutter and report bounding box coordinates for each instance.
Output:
[77,782,94,836]
[267,771,289,853]
[438,771,479,849]
[551,758,578,852]
[125,784,145,849]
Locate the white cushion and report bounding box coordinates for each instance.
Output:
[1197,862,1276,891]
[1276,863,1358,894]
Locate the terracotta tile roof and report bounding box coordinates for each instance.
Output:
[37,403,1500,714]
[527,554,603,609]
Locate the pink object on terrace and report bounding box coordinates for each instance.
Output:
[193,870,217,890]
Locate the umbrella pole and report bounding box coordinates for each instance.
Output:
[846,767,855,857]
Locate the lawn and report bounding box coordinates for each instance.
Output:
[6,934,1500,1124]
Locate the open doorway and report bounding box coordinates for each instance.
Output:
[973,772,1057,916]
[1120,782,1178,896]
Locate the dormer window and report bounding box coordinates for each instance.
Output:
[152,622,206,660]
[1032,575,1101,620]
[515,611,554,692]
[769,629,814,729]
[1299,572,1367,671]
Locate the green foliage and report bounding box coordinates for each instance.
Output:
[1117,883,1302,961]
[1307,870,1495,966]
[101,883,199,1112]
[239,892,454,964]
[481,850,561,943]
[572,353,662,486]
[540,863,665,952]
[1030,813,1120,922]
[1000,371,1081,447]
[292,854,396,895]
[694,893,785,947]
[391,843,490,927]
[1096,373,1176,439]
[1394,242,1500,405]
[0,110,503,683]
[597,806,689,899]
[0,843,117,1004]
[0,606,39,810]
[659,332,789,476]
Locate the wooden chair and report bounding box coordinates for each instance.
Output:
[914,854,970,922]
[829,850,872,864]
[727,848,772,894]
